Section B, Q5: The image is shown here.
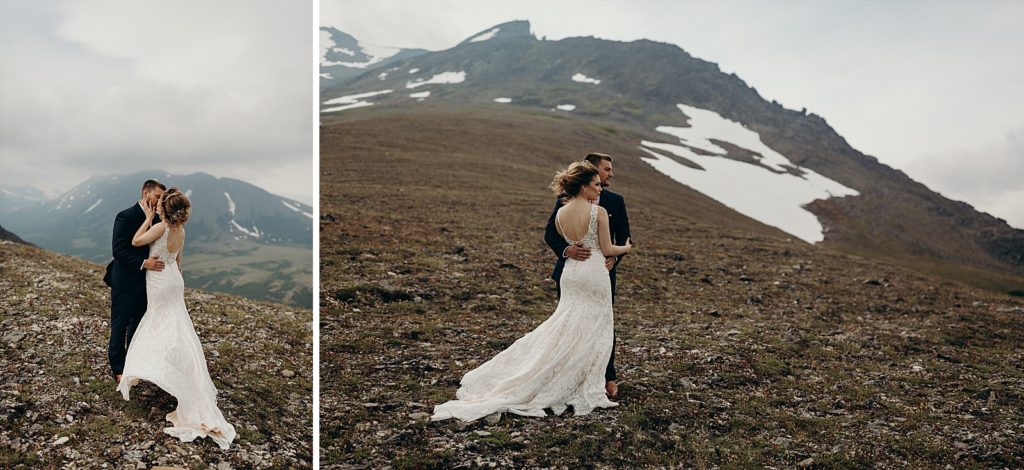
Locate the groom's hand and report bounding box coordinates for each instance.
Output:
[143,256,165,271]
[565,245,591,261]
[604,257,616,271]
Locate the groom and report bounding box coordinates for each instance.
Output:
[544,153,631,398]
[104,179,166,383]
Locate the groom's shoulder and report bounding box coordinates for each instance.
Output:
[602,189,625,203]
[115,203,138,219]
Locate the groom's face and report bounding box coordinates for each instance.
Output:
[596,160,614,187]
[145,188,164,206]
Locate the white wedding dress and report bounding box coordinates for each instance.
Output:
[116,226,236,450]
[432,204,617,422]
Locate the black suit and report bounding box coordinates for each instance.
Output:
[544,189,630,381]
[106,203,152,375]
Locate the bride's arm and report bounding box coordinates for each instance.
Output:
[133,221,165,247]
[597,206,631,257]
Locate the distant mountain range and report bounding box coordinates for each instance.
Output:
[320,20,1024,294]
[0,171,312,307]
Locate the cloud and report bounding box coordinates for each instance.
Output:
[0,0,313,203]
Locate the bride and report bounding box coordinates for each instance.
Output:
[116,187,237,449]
[432,161,632,422]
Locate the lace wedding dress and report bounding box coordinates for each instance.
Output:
[432,204,617,422]
[116,226,236,450]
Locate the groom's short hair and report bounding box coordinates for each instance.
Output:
[141,179,167,195]
[584,153,613,166]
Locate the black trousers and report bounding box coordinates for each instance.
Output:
[556,274,617,382]
[108,287,147,375]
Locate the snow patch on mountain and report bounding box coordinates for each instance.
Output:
[280,200,313,220]
[230,220,261,238]
[572,73,601,85]
[83,199,103,214]
[224,192,236,216]
[638,104,859,243]
[469,28,500,43]
[494,97,512,103]
[320,29,400,69]
[410,91,430,101]
[408,68,419,74]
[556,104,576,111]
[321,89,393,113]
[407,71,465,89]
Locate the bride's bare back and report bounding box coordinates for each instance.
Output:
[555,199,594,242]
[556,198,630,257]
[165,226,185,255]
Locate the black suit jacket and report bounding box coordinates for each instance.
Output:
[544,189,631,285]
[104,203,152,290]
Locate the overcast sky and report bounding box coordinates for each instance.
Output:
[323,0,1024,228]
[0,0,314,204]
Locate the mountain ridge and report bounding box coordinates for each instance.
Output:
[319,21,1024,294]
[0,170,312,307]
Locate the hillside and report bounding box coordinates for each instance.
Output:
[0,224,28,245]
[0,171,313,307]
[319,108,1024,468]
[0,241,312,468]
[322,21,1024,296]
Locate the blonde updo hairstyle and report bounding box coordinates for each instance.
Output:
[550,160,600,203]
[159,187,191,227]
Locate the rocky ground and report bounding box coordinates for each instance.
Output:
[319,110,1024,468]
[0,241,313,468]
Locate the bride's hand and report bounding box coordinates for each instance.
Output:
[624,237,634,252]
[142,199,155,220]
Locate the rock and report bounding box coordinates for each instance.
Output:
[864,279,882,286]
[216,461,233,470]
[772,436,792,447]
[281,369,296,378]
[679,378,696,390]
[797,458,814,468]
[52,436,69,446]
[484,412,501,425]
[4,332,26,344]
[474,430,491,437]
[408,412,430,421]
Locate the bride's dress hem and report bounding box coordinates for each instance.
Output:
[117,376,234,450]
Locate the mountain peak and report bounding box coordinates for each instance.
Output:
[460,20,534,45]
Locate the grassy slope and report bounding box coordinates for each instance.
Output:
[187,241,313,308]
[0,242,312,468]
[320,106,1023,468]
